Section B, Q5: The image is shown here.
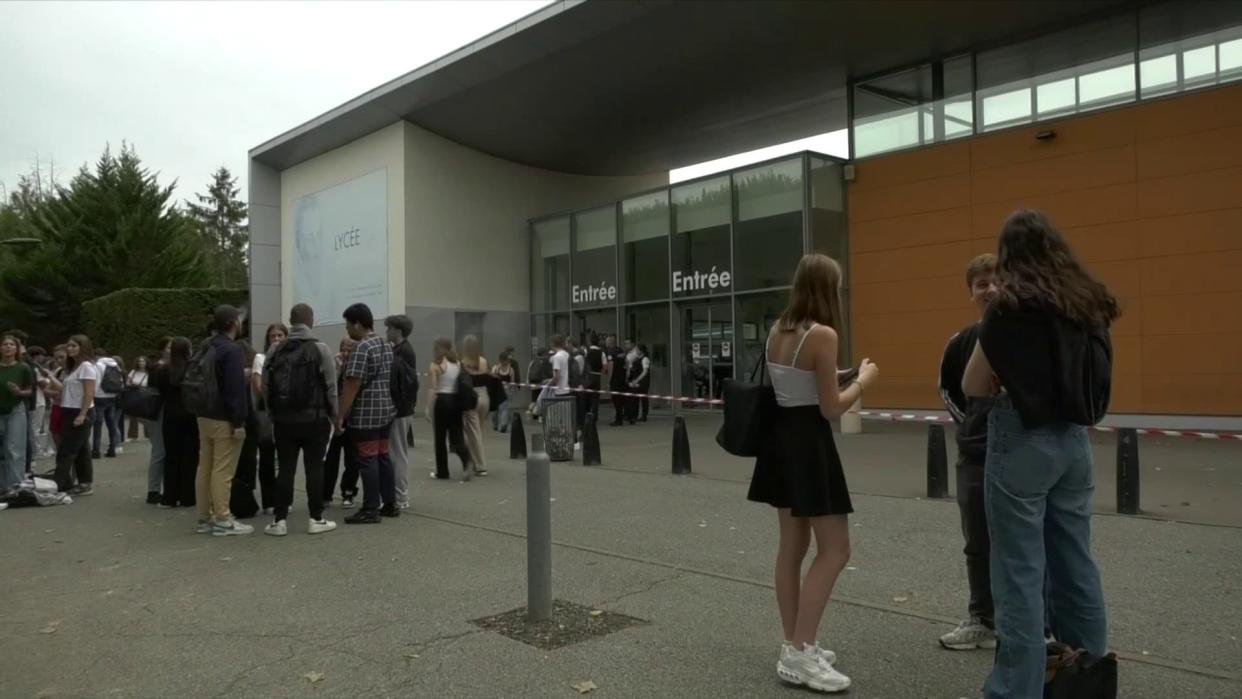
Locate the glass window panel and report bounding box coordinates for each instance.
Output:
[735,290,789,387]
[621,192,670,302]
[943,100,973,139]
[852,56,971,157]
[532,314,570,355]
[853,110,920,157]
[1183,45,1217,83]
[733,159,804,291]
[808,158,849,364]
[531,218,570,312]
[1037,78,1076,115]
[623,304,671,406]
[981,88,1032,129]
[1077,61,1135,106]
[572,206,617,308]
[1222,38,1242,74]
[1140,54,1179,96]
[671,177,731,298]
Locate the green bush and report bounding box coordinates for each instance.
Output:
[81,288,248,365]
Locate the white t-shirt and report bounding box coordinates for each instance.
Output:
[252,353,266,376]
[551,350,571,395]
[95,357,119,398]
[128,370,148,387]
[61,361,100,410]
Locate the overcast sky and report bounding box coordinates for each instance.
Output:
[0,0,847,205]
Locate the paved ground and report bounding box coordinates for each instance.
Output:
[2,415,1239,698]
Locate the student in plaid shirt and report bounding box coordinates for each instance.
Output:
[336,303,397,525]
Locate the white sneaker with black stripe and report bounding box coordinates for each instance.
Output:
[776,643,850,693]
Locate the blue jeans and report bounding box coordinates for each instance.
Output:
[984,397,1108,699]
[145,413,165,494]
[92,397,121,453]
[1,406,28,490]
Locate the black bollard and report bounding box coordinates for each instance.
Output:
[1116,427,1140,515]
[672,416,692,475]
[510,411,528,460]
[927,424,949,499]
[581,412,601,466]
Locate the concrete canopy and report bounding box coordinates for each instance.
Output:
[250,0,1132,176]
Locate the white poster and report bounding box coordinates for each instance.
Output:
[291,169,388,324]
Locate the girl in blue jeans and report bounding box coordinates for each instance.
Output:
[964,209,1118,698]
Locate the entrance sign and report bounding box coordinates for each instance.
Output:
[721,341,731,358]
[292,168,388,324]
[572,282,617,305]
[672,267,731,294]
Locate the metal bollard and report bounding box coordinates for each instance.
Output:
[527,434,552,621]
[672,416,692,475]
[927,424,949,499]
[1116,428,1140,515]
[581,412,601,466]
[510,411,527,460]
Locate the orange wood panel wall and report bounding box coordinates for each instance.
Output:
[847,84,1242,416]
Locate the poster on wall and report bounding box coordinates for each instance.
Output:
[291,168,388,324]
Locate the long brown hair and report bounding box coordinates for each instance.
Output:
[778,254,844,332]
[433,336,458,364]
[995,210,1120,327]
[66,334,96,372]
[264,323,290,353]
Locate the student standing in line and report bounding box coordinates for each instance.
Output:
[142,339,172,505]
[937,253,1001,651]
[625,343,652,423]
[262,303,338,536]
[384,314,418,510]
[490,347,519,432]
[193,305,253,537]
[606,336,629,426]
[337,303,397,524]
[964,210,1115,699]
[51,335,99,495]
[92,351,123,458]
[747,253,879,693]
[0,334,34,491]
[427,337,475,481]
[248,323,287,514]
[323,337,358,506]
[460,335,490,477]
[153,337,199,509]
[582,334,605,426]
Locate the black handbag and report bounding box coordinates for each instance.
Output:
[715,352,777,457]
[455,369,479,412]
[1044,642,1118,699]
[119,386,163,421]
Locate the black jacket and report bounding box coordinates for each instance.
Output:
[939,323,992,464]
[210,334,249,427]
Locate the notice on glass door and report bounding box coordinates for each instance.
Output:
[721,342,731,358]
[692,343,701,359]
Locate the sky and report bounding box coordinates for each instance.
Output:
[0,0,847,205]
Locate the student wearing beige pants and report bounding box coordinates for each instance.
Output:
[196,417,243,518]
[460,335,490,477]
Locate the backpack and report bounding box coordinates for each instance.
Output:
[529,354,552,384]
[100,363,125,394]
[266,339,326,418]
[181,341,221,418]
[455,368,478,412]
[389,344,420,414]
[567,351,584,388]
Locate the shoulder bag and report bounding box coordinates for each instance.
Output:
[715,350,777,457]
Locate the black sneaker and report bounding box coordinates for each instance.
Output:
[379,504,401,518]
[91,451,101,460]
[145,491,161,505]
[344,509,381,525]
[104,449,116,458]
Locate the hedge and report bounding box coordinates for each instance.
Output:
[82,288,248,366]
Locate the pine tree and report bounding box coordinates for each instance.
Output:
[0,144,208,342]
[186,166,248,288]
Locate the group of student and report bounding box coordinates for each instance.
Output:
[526,334,653,432]
[749,209,1115,697]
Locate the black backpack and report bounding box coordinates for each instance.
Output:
[266,339,326,418]
[567,351,584,388]
[182,341,221,418]
[389,344,420,415]
[455,368,478,412]
[100,363,125,394]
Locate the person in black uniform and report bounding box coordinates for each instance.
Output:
[626,343,652,422]
[583,334,605,424]
[606,336,630,426]
[937,253,1001,651]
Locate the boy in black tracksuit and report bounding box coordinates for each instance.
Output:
[937,253,1000,651]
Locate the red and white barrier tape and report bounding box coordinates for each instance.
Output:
[419,373,1240,439]
[859,411,1242,441]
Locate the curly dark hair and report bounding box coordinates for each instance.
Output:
[995,209,1120,327]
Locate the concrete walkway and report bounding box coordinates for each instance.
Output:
[2,417,1239,698]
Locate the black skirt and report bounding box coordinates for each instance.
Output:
[747,405,853,517]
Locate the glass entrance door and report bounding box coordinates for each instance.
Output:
[680,301,734,409]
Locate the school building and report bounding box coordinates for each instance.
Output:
[248,0,1242,426]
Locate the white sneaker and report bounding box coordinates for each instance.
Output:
[212,519,254,537]
[264,520,288,537]
[115,446,124,455]
[939,619,997,650]
[397,501,411,511]
[308,518,337,535]
[784,641,836,665]
[776,643,850,693]
[195,519,214,534]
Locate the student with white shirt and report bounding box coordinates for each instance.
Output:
[246,323,287,513]
[51,335,100,495]
[92,352,123,458]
